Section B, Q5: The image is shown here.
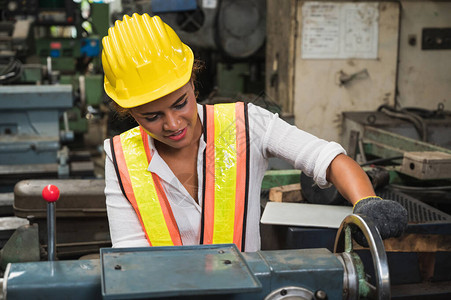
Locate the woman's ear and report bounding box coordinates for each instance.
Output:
[189,79,199,99]
[129,108,136,120]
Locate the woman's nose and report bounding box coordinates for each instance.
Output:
[163,112,180,131]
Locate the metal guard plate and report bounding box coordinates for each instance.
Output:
[100,244,262,299]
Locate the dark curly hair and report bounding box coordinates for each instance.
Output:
[109,59,204,118]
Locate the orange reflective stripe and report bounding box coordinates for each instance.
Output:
[140,127,152,162]
[203,105,216,244]
[233,102,247,249]
[152,172,182,245]
[140,127,182,246]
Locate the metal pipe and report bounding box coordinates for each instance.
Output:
[40,183,61,263]
[47,202,56,261]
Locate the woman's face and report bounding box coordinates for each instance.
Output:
[130,82,201,151]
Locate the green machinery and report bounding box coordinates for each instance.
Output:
[0,1,110,181]
[342,110,451,209]
[1,0,110,135]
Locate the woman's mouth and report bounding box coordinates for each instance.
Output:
[166,127,187,141]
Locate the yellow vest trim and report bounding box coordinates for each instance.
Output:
[119,127,175,246]
[212,103,237,244]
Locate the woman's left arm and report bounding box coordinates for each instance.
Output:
[326,154,375,205]
[326,154,408,245]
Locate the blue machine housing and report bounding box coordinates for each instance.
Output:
[0,85,72,165]
[4,244,345,299]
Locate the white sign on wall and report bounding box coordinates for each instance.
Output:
[301,2,379,59]
[202,0,217,9]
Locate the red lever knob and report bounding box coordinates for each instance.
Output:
[42,185,60,202]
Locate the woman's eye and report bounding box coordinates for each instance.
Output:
[174,99,187,110]
[145,115,159,122]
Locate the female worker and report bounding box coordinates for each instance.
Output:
[102,13,407,251]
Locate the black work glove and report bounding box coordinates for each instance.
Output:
[352,196,408,247]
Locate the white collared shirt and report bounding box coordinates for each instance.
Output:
[104,103,345,251]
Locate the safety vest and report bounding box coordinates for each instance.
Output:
[110,102,250,251]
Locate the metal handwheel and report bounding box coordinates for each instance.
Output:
[334,214,390,300]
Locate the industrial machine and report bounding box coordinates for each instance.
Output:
[0,0,110,192]
[281,108,451,298]
[0,184,392,299]
[0,85,74,178]
[341,108,451,213]
[1,165,449,299]
[254,105,451,299]
[0,179,109,264]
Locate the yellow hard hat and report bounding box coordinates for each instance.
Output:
[102,13,194,108]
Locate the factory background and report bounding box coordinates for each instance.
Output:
[0,0,450,299]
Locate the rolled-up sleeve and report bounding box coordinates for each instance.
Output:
[248,104,346,188]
